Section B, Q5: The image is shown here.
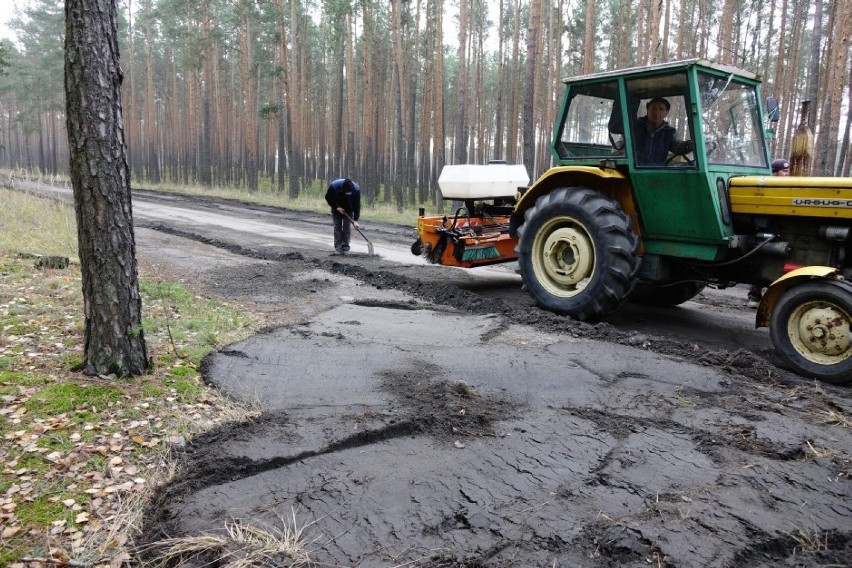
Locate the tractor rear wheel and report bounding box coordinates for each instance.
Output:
[769,279,852,385]
[630,281,706,307]
[516,187,639,322]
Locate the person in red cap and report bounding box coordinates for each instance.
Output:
[747,158,790,306]
[771,158,790,176]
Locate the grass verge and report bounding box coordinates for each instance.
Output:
[0,190,302,566]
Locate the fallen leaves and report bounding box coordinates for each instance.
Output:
[2,252,261,565]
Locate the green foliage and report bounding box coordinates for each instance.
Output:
[16,492,80,528]
[0,39,12,76]
[5,0,65,132]
[170,377,203,398]
[141,278,254,367]
[23,382,125,418]
[141,383,166,397]
[140,280,193,303]
[0,370,52,390]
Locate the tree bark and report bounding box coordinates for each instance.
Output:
[522,0,542,178]
[806,0,823,130]
[239,0,258,191]
[143,0,159,183]
[840,55,852,176]
[506,0,521,164]
[718,0,736,65]
[64,0,148,377]
[492,0,506,161]
[453,0,469,165]
[360,0,377,205]
[432,0,445,211]
[813,0,850,175]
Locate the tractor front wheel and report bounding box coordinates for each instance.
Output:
[769,279,852,385]
[516,187,639,322]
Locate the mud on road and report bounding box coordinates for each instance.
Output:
[128,196,851,567]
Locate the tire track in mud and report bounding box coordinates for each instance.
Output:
[142,345,850,566]
[144,222,794,387]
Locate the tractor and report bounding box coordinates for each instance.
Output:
[412,58,851,385]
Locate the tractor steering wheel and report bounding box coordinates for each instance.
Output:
[666,151,695,166]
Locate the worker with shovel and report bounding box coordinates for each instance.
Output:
[325,178,361,255]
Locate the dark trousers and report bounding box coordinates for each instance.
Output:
[332,209,352,252]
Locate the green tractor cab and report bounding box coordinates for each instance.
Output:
[415,59,851,384]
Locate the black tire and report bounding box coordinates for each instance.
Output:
[769,279,852,385]
[630,281,706,307]
[516,187,639,322]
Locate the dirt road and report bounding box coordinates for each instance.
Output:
[24,185,850,565]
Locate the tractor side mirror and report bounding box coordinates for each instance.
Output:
[765,97,779,140]
[766,97,780,124]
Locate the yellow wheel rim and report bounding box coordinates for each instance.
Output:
[531,216,595,298]
[786,300,851,366]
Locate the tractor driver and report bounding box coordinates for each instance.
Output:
[633,97,694,166]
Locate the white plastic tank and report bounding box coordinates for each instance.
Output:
[438,163,530,200]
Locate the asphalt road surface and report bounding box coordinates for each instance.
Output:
[11,180,851,566]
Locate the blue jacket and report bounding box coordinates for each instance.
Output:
[634,117,691,165]
[325,178,361,220]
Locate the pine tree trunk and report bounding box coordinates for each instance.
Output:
[125,0,143,182]
[65,0,148,377]
[453,0,469,165]
[813,0,849,175]
[582,0,595,74]
[507,0,521,164]
[839,55,852,176]
[418,0,436,201]
[718,0,736,65]
[361,0,377,205]
[239,0,258,191]
[199,1,213,187]
[433,0,445,212]
[806,0,823,128]
[661,0,671,61]
[647,0,661,64]
[143,0,159,183]
[522,0,542,178]
[345,12,357,174]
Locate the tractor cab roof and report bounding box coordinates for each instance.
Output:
[561,59,759,85]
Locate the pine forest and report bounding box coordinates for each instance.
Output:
[0,0,850,211]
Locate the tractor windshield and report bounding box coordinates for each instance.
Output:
[698,72,768,168]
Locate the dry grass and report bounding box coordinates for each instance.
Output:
[0,190,269,566]
[0,188,78,261]
[804,440,840,459]
[143,511,314,567]
[788,528,830,554]
[819,408,850,428]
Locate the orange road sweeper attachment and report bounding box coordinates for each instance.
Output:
[412,163,529,268]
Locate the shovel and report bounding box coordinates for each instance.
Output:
[341,211,375,256]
